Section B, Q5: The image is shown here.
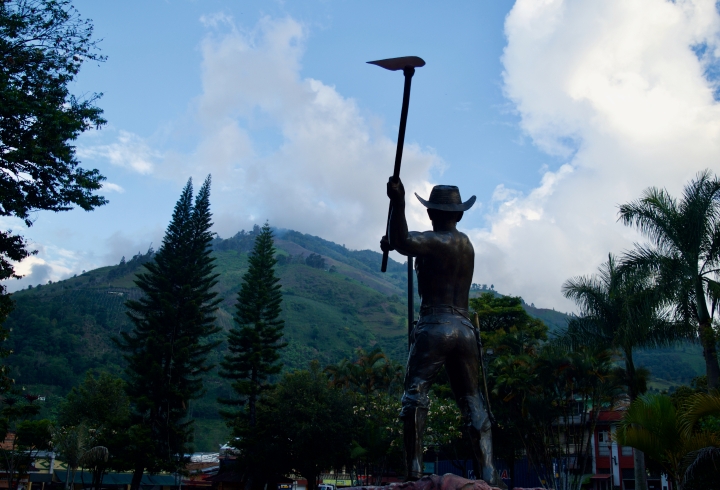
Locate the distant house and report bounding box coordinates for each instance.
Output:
[0,432,38,490]
[591,407,670,490]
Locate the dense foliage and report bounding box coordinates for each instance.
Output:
[247,362,355,490]
[220,222,286,428]
[0,0,107,398]
[0,0,107,222]
[325,346,403,396]
[116,177,221,487]
[53,372,127,490]
[618,391,720,489]
[326,347,404,484]
[5,287,129,390]
[471,293,617,490]
[56,370,131,479]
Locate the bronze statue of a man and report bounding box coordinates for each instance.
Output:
[381,177,505,489]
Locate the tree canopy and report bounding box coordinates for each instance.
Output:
[619,170,720,389]
[0,0,107,286]
[0,0,107,394]
[220,222,286,428]
[116,176,220,489]
[251,362,354,490]
[563,253,683,399]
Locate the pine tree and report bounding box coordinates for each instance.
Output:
[116,176,221,490]
[220,222,286,427]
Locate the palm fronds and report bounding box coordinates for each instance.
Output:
[618,170,720,388]
[679,391,720,438]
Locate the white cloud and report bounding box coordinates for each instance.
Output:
[185,16,442,246]
[101,230,161,266]
[78,130,159,174]
[3,228,163,293]
[9,245,80,291]
[472,0,720,310]
[102,182,125,193]
[199,12,235,29]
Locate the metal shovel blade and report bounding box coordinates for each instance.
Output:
[367,56,426,71]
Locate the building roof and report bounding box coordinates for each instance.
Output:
[597,410,624,422]
[0,433,15,451]
[29,473,53,483]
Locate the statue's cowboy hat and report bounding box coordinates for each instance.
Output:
[415,185,476,212]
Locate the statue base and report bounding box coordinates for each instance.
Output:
[347,473,504,490]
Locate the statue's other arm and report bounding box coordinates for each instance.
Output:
[384,177,438,257]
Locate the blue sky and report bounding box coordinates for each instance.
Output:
[5,0,720,310]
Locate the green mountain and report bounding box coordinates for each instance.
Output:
[1,227,707,449]
[4,228,417,450]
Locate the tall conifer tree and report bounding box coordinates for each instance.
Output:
[220,222,286,427]
[117,176,221,490]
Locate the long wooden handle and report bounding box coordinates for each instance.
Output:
[474,312,496,425]
[381,202,392,272]
[381,66,415,273]
[408,256,414,350]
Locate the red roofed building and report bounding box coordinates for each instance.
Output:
[591,407,670,490]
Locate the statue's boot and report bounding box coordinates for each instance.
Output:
[403,407,428,481]
[468,427,508,490]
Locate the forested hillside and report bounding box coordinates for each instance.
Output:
[3,227,705,449]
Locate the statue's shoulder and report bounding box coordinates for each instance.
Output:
[456,230,475,251]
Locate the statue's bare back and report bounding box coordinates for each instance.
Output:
[408,229,474,310]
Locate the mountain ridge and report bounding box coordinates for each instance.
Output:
[2,227,705,449]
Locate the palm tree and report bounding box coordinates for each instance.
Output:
[325,347,402,396]
[563,254,683,398]
[52,424,89,490]
[562,254,687,490]
[79,445,109,490]
[618,170,720,390]
[679,391,720,435]
[617,392,720,490]
[325,358,354,390]
[51,425,109,490]
[679,392,720,488]
[353,347,403,395]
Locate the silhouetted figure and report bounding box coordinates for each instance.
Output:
[381,178,505,489]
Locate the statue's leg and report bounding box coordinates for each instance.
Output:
[454,388,506,487]
[402,406,428,480]
[399,321,447,480]
[445,320,507,489]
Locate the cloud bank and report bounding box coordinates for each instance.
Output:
[206,17,442,247]
[159,16,441,249]
[473,0,720,309]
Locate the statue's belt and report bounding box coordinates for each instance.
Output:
[419,305,471,322]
